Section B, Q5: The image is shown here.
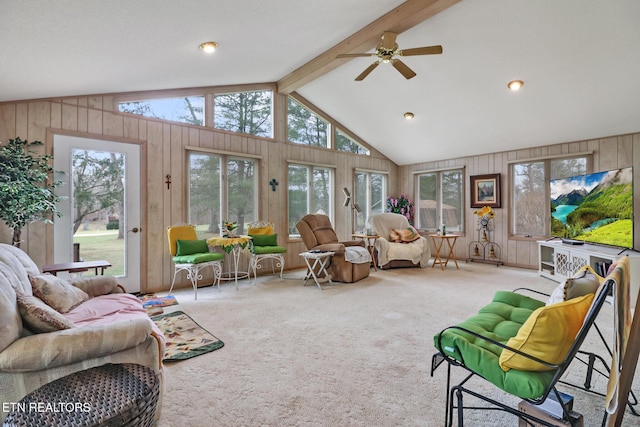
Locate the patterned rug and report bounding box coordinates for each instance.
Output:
[151,310,224,362]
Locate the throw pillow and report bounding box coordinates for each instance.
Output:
[16,293,75,333]
[68,276,119,297]
[248,224,274,235]
[499,293,594,371]
[390,227,420,243]
[250,233,278,246]
[176,239,209,256]
[546,266,603,306]
[30,274,89,314]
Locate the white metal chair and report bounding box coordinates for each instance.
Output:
[167,224,223,299]
[247,221,287,280]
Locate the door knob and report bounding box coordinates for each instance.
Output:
[128,227,140,233]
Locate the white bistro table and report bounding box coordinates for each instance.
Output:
[299,250,335,290]
[207,235,252,289]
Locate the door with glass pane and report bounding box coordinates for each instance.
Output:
[53,135,141,293]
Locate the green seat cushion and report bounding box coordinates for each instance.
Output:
[173,252,224,264]
[249,233,279,246]
[434,291,554,399]
[176,239,208,256]
[252,245,287,255]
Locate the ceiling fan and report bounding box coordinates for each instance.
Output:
[336,31,442,81]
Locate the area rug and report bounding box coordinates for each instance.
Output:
[138,293,178,308]
[151,310,224,362]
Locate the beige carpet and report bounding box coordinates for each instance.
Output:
[154,262,640,427]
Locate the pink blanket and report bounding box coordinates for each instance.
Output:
[64,293,164,337]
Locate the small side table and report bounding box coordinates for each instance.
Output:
[207,235,252,289]
[351,234,380,271]
[299,251,335,290]
[42,260,112,276]
[430,234,459,270]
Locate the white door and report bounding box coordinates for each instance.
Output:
[53,135,141,293]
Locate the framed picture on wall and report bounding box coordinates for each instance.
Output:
[470,173,501,208]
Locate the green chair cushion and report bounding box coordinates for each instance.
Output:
[173,252,224,264]
[249,233,278,246]
[434,291,554,399]
[253,245,287,255]
[176,239,208,256]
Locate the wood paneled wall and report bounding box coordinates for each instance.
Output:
[0,93,398,293]
[400,134,640,269]
[1,92,638,291]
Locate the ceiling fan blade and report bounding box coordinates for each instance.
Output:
[392,59,416,80]
[400,45,443,56]
[355,62,379,81]
[381,31,397,50]
[337,53,375,58]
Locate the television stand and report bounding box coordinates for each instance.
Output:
[538,240,640,307]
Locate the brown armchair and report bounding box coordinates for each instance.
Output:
[296,214,370,283]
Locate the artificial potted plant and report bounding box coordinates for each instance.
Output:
[0,137,62,247]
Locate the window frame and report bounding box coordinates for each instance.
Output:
[414,167,465,233]
[353,169,388,233]
[509,153,592,239]
[186,148,260,237]
[287,162,335,239]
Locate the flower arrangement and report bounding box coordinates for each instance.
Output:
[473,205,495,221]
[385,193,415,225]
[223,220,238,236]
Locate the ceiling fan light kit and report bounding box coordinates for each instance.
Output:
[337,31,442,81]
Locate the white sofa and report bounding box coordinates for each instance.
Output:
[0,243,165,422]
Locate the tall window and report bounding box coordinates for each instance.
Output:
[336,130,370,155]
[288,164,333,237]
[512,156,588,237]
[354,171,387,232]
[416,169,464,232]
[118,96,204,125]
[188,152,257,237]
[214,90,273,137]
[287,97,329,148]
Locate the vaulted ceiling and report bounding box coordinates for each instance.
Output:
[1,0,639,165]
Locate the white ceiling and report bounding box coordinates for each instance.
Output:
[2,0,639,165]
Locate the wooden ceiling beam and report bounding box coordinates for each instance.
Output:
[276,0,461,94]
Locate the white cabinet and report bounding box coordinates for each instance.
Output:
[538,240,640,306]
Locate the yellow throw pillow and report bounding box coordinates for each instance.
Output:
[499,293,594,371]
[247,225,274,235]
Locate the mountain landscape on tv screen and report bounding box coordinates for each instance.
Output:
[550,167,633,248]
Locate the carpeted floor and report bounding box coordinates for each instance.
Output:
[154,262,640,427]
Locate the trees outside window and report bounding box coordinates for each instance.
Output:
[188,152,257,237]
[354,171,386,232]
[416,169,463,232]
[288,97,329,148]
[288,164,333,237]
[512,157,588,237]
[336,130,369,155]
[214,90,273,137]
[118,96,204,125]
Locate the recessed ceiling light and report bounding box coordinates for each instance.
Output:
[199,41,218,53]
[404,112,415,120]
[507,80,524,91]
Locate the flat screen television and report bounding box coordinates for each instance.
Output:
[550,166,633,249]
